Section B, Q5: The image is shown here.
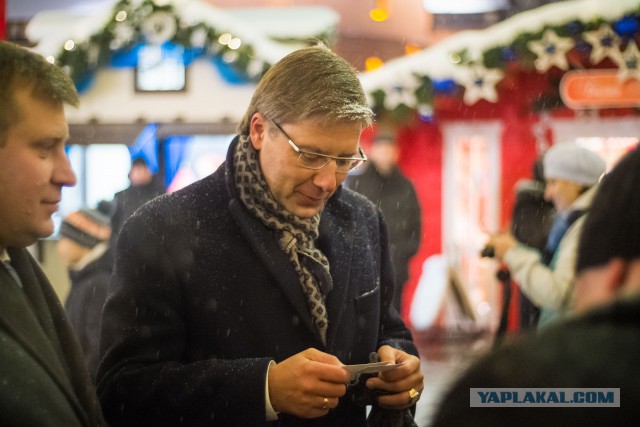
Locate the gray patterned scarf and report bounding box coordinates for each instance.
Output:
[233,136,332,344]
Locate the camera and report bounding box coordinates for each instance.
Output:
[480,245,495,258]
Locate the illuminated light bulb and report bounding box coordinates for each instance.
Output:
[448,52,462,64]
[228,37,242,50]
[222,51,238,63]
[46,56,55,64]
[64,40,75,51]
[365,56,384,71]
[404,43,422,55]
[115,10,127,22]
[218,33,232,45]
[369,8,388,22]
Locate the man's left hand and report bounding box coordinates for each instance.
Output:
[365,345,424,409]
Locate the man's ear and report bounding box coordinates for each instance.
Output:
[575,258,628,312]
[249,112,267,151]
[604,258,627,294]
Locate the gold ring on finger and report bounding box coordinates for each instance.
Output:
[408,388,420,404]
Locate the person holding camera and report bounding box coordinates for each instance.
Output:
[486,143,605,329]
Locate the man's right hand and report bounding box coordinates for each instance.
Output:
[268,348,350,418]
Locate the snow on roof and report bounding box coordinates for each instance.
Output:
[359,0,640,106]
[26,0,339,65]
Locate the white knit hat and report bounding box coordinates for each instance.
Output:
[543,143,606,186]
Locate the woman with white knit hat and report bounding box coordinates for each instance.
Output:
[487,142,606,329]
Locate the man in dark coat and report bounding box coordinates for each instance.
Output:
[432,147,640,426]
[0,41,105,427]
[98,45,423,426]
[109,157,165,252]
[345,134,421,313]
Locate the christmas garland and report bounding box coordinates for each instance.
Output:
[367,3,640,122]
[54,0,337,92]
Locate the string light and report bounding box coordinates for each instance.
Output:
[404,43,422,55]
[228,38,242,50]
[365,56,384,71]
[115,11,127,22]
[218,33,232,45]
[370,0,391,22]
[370,9,388,22]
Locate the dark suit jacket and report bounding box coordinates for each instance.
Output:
[0,247,104,426]
[109,177,165,252]
[97,137,418,426]
[345,164,421,311]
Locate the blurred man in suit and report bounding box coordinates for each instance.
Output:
[0,41,104,426]
[345,134,421,314]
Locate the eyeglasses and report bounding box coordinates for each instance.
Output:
[267,118,367,174]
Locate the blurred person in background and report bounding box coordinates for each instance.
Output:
[509,157,556,330]
[109,156,165,250]
[97,44,423,426]
[345,134,421,314]
[432,147,640,426]
[57,208,112,383]
[0,40,104,427]
[486,143,605,329]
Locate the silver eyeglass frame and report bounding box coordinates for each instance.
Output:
[266,117,367,173]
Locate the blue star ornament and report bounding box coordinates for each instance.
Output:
[614,41,640,82]
[583,24,622,64]
[527,29,575,72]
[454,64,504,105]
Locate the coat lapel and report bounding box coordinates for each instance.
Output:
[0,256,68,381]
[228,198,322,343]
[318,191,355,349]
[0,248,90,425]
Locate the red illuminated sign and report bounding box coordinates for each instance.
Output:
[560,69,640,109]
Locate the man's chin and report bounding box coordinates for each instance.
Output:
[34,222,55,241]
[289,205,322,219]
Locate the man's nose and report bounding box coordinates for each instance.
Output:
[312,161,338,192]
[53,148,77,187]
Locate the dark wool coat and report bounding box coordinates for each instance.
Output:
[97,137,418,427]
[0,247,105,426]
[345,164,421,312]
[64,251,113,383]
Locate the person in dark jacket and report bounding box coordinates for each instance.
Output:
[109,157,165,251]
[431,147,640,426]
[345,134,421,314]
[509,158,556,330]
[0,40,105,427]
[97,44,423,426]
[57,208,112,382]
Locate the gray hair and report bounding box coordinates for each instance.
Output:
[0,41,79,146]
[238,44,373,136]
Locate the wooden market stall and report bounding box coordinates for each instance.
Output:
[360,0,640,331]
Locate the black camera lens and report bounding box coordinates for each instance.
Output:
[481,245,495,258]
